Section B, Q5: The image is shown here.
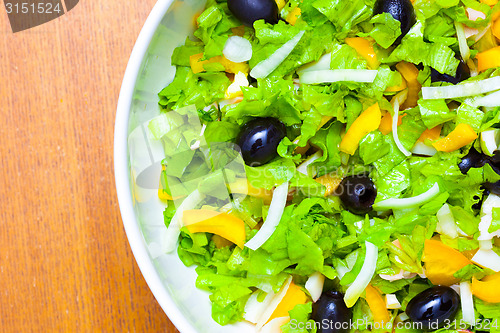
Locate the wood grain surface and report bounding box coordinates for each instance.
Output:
[0,1,178,332]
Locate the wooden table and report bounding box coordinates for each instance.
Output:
[0,2,178,331]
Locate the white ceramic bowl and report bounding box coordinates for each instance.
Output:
[114,1,255,332]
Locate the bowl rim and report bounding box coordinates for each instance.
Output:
[114,1,197,332]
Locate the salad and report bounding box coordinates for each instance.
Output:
[148,0,500,331]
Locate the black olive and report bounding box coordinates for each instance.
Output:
[237,117,286,166]
[312,291,352,333]
[431,60,471,84]
[406,286,460,330]
[484,181,500,196]
[227,0,279,27]
[336,174,377,215]
[458,147,487,174]
[374,0,416,45]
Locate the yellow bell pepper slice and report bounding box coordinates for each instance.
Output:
[477,46,500,72]
[423,240,472,286]
[385,75,407,92]
[183,209,246,249]
[493,17,500,40]
[364,285,391,326]
[480,0,498,5]
[190,53,250,74]
[472,272,500,303]
[268,282,309,323]
[396,62,421,109]
[315,173,342,197]
[432,123,478,152]
[286,7,301,25]
[378,112,404,135]
[275,0,286,10]
[345,37,381,69]
[212,234,234,249]
[417,125,442,143]
[339,103,382,155]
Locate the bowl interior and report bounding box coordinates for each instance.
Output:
[116,0,254,332]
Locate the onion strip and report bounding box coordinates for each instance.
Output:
[422,76,500,100]
[297,52,332,74]
[473,90,500,107]
[392,90,411,157]
[344,241,378,308]
[373,183,440,211]
[305,272,325,302]
[163,189,204,253]
[472,249,500,272]
[256,276,293,329]
[455,22,470,61]
[243,290,275,324]
[250,31,304,79]
[460,281,475,325]
[296,151,322,177]
[245,182,289,250]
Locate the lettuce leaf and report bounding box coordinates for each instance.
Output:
[418,99,456,129]
[313,0,375,36]
[368,13,402,48]
[159,67,230,110]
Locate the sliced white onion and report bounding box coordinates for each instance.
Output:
[422,76,500,100]
[455,22,470,61]
[471,249,500,272]
[386,294,402,309]
[460,281,475,325]
[474,90,500,107]
[245,182,289,250]
[305,272,325,302]
[450,284,461,295]
[372,183,440,211]
[256,276,293,329]
[379,269,416,282]
[223,36,253,63]
[299,69,378,85]
[379,269,405,282]
[250,31,305,79]
[474,25,491,42]
[297,52,332,74]
[296,151,322,177]
[479,240,493,250]
[260,316,290,333]
[163,189,204,253]
[436,203,459,239]
[344,241,379,308]
[464,26,479,39]
[411,142,437,156]
[391,90,411,157]
[397,312,410,322]
[467,58,479,77]
[244,290,275,324]
[467,7,486,21]
[478,194,500,241]
[335,261,350,280]
[480,128,500,156]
